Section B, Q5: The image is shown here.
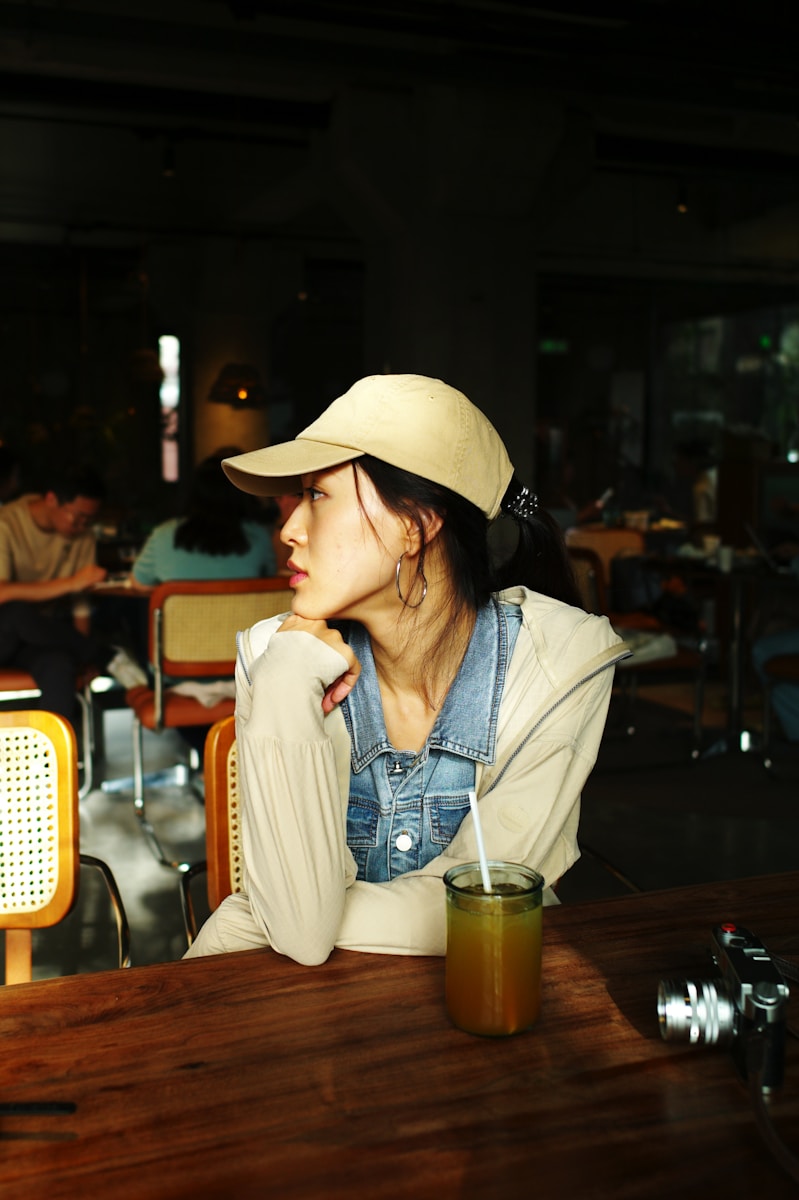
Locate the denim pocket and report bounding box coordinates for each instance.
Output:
[428,793,471,846]
[346,797,380,877]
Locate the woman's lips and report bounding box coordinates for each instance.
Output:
[289,571,308,587]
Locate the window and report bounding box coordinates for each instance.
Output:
[159,335,180,482]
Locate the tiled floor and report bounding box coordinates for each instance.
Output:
[6,683,799,983]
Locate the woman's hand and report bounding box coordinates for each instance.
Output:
[276,615,361,713]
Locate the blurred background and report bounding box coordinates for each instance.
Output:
[3,1,799,974]
[0,0,798,537]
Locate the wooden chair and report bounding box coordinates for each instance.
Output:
[761,654,799,773]
[122,578,292,868]
[0,709,131,984]
[0,666,96,798]
[180,715,242,947]
[568,546,708,758]
[565,527,647,597]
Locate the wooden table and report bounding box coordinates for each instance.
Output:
[2,873,798,1198]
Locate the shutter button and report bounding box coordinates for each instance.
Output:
[395,832,413,852]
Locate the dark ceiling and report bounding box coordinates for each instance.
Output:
[2,1,798,111]
[2,2,798,159]
[1,2,798,277]
[1,2,797,498]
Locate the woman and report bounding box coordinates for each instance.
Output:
[186,375,629,964]
[131,449,276,586]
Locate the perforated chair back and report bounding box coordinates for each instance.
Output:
[0,709,130,984]
[180,715,242,946]
[0,667,95,797]
[0,710,79,983]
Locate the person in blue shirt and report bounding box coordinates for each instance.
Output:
[132,449,277,586]
[127,448,278,758]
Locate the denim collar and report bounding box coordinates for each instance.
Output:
[341,597,516,772]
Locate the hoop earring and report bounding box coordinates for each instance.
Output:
[395,552,427,609]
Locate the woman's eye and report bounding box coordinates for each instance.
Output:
[308,487,324,502]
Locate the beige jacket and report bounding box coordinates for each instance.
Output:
[187,587,629,964]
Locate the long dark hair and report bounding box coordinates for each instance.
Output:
[355,457,582,615]
[492,476,583,608]
[175,450,260,556]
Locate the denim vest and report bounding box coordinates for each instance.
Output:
[340,598,522,882]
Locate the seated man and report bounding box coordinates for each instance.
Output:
[0,463,143,731]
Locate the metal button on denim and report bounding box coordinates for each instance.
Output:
[396,832,413,852]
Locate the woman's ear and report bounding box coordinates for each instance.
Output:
[402,509,443,557]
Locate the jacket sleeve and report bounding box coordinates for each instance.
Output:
[234,623,357,965]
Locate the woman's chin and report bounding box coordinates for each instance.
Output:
[291,598,339,622]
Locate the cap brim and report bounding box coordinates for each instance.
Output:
[222,439,364,496]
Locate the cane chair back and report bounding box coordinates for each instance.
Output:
[132,578,293,731]
[0,667,95,797]
[180,715,242,946]
[0,710,130,984]
[124,578,292,868]
[141,578,294,728]
[205,714,243,910]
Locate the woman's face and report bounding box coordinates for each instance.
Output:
[280,463,404,622]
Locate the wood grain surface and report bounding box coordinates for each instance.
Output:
[1,872,797,1199]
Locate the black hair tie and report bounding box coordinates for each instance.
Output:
[501,477,539,522]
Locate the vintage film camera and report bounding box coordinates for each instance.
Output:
[657,924,790,1093]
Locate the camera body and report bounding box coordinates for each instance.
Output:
[658,924,790,1092]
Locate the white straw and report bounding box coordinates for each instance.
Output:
[468,789,493,893]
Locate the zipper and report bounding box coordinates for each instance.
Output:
[483,645,632,795]
[236,629,251,686]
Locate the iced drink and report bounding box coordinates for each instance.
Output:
[444,862,543,1036]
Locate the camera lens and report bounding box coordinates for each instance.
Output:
[657,978,737,1045]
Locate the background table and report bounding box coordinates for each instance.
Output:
[639,555,798,751]
[1,872,798,1198]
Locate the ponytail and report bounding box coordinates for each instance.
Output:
[491,475,582,609]
[356,458,583,614]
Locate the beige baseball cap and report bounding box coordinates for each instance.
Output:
[222,374,514,520]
